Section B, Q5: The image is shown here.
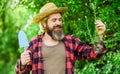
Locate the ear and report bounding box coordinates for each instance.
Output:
[41,20,47,28]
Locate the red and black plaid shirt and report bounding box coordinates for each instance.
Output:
[15,34,106,74]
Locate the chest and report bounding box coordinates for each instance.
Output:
[41,41,66,59]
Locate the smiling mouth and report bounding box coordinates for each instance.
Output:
[55,26,61,29]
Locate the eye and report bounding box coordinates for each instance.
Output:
[59,18,62,21]
[52,18,56,22]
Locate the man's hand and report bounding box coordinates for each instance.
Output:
[20,50,31,66]
[95,20,106,40]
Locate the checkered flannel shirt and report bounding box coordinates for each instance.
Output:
[15,34,106,74]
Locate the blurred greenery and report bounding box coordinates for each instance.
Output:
[0,0,120,74]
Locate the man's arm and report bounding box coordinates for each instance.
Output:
[76,20,106,60]
[15,44,33,74]
[75,39,106,60]
[15,60,31,74]
[94,39,106,54]
[94,20,106,55]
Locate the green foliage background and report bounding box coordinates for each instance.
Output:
[0,0,120,74]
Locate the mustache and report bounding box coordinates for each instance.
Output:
[53,25,62,29]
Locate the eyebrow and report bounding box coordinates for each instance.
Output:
[51,17,62,19]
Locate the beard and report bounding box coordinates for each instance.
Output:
[45,25,64,41]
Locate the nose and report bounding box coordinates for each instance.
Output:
[56,20,62,26]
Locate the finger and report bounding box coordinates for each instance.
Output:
[97,27,105,30]
[26,57,30,60]
[25,58,30,62]
[21,56,30,59]
[21,53,29,57]
[96,25,105,27]
[95,20,104,25]
[96,23,105,27]
[21,54,30,58]
[98,26,104,28]
[21,54,30,59]
[95,20,102,23]
[24,50,31,53]
[95,22,104,25]
[95,20,101,24]
[22,57,30,63]
[25,59,30,64]
[97,28,106,32]
[24,50,31,55]
[96,25,105,28]
[22,50,31,55]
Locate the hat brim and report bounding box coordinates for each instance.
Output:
[33,7,68,24]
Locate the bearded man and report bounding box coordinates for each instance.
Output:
[15,2,106,74]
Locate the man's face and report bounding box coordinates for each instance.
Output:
[45,13,64,41]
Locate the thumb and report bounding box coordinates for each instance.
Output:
[26,50,31,53]
[24,49,31,54]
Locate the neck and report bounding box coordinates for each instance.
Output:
[42,32,59,46]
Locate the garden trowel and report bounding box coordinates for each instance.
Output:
[18,30,30,65]
[18,30,29,49]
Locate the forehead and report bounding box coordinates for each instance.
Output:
[48,13,62,19]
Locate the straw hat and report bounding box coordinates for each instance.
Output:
[33,2,68,24]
